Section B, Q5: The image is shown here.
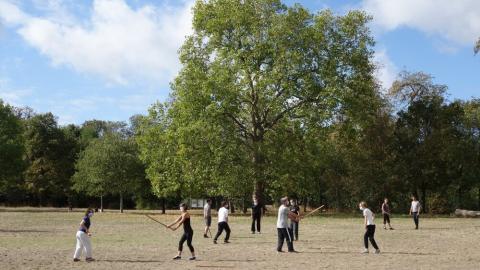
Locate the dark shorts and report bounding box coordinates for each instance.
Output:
[205,216,212,226]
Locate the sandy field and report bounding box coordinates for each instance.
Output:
[0,208,479,270]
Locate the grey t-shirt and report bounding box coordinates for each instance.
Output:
[204,203,211,217]
[277,205,289,228]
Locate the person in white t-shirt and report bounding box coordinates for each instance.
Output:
[359,201,380,254]
[409,195,421,229]
[276,197,300,252]
[213,201,231,244]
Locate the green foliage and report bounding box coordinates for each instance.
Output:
[72,134,146,206]
[0,100,25,195]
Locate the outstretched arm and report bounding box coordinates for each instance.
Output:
[167,215,183,229]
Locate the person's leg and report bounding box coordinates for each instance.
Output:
[73,232,83,259]
[186,232,195,258]
[277,228,285,251]
[214,223,224,241]
[251,216,256,233]
[383,214,387,229]
[368,225,379,250]
[257,215,261,233]
[80,232,93,259]
[364,228,369,249]
[224,223,231,241]
[294,222,299,240]
[286,228,294,251]
[413,213,419,229]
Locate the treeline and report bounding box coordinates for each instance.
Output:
[0,104,161,211]
[1,1,479,214]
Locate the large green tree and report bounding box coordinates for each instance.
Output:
[73,134,145,212]
[139,0,378,205]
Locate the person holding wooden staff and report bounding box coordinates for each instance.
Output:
[381,198,394,230]
[73,208,95,262]
[359,201,380,254]
[213,201,231,244]
[167,203,196,260]
[204,199,212,238]
[276,197,299,252]
[251,196,263,234]
[289,199,300,240]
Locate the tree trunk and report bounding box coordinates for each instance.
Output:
[100,195,104,212]
[303,197,308,212]
[421,187,427,213]
[120,193,123,213]
[252,141,266,209]
[161,197,166,214]
[455,209,480,218]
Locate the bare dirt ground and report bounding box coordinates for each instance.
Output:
[0,208,479,270]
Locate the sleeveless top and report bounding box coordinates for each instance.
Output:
[183,216,193,233]
[79,216,90,232]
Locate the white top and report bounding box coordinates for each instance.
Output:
[277,205,289,228]
[203,203,211,217]
[363,208,375,225]
[411,201,421,212]
[218,207,228,223]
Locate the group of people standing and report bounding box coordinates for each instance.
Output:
[72,195,422,262]
[359,195,423,254]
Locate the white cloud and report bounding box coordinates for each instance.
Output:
[362,0,480,46]
[373,49,398,89]
[0,0,194,84]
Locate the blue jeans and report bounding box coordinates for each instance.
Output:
[413,212,419,229]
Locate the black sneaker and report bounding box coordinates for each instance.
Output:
[224,240,230,244]
[189,257,196,260]
[213,240,217,244]
[73,258,80,262]
[204,234,208,238]
[173,256,181,260]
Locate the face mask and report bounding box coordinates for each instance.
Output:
[180,207,185,211]
[88,212,94,218]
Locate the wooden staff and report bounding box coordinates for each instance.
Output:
[145,214,169,228]
[301,205,325,219]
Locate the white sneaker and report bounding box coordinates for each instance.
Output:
[362,249,369,254]
[374,249,381,254]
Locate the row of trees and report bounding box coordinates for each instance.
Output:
[1,0,479,213]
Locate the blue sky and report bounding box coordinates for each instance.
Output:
[0,0,479,125]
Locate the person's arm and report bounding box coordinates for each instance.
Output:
[409,204,412,215]
[288,211,299,222]
[167,215,183,229]
[364,215,368,229]
[418,204,421,215]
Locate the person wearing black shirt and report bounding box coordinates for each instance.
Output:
[167,203,196,261]
[251,197,263,234]
[289,199,300,241]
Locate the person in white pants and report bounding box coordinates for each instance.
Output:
[73,208,95,262]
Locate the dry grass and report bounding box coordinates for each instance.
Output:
[0,209,479,270]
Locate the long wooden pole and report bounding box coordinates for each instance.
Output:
[145,214,169,228]
[301,205,325,218]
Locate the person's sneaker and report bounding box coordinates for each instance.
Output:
[389,227,394,230]
[276,250,284,253]
[224,240,230,244]
[189,257,196,260]
[287,250,298,253]
[251,231,255,234]
[383,227,387,230]
[203,234,208,238]
[257,231,261,234]
[374,249,381,254]
[362,249,369,254]
[85,258,95,262]
[172,256,181,260]
[73,258,80,262]
[213,240,217,244]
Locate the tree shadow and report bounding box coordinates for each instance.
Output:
[0,229,50,233]
[99,259,164,263]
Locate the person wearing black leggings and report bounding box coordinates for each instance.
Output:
[359,201,380,254]
[251,197,262,234]
[167,203,195,260]
[214,201,231,244]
